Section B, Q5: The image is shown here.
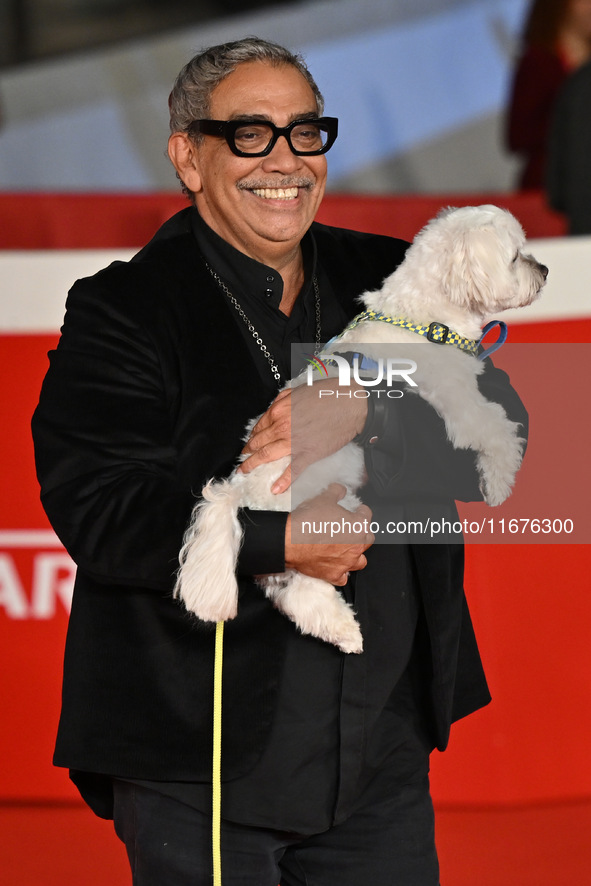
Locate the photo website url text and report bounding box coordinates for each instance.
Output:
[299,516,575,538]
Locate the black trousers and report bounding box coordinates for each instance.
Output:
[112,776,439,886]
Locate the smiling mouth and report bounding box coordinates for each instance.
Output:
[251,187,299,200]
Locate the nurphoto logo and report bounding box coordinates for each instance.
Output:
[305,352,417,389]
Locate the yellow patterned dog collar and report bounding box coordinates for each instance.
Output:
[343,310,479,356]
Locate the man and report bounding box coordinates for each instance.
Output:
[32,38,526,885]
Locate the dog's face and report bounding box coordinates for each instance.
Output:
[412,205,548,318]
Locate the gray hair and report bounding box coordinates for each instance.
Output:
[168,36,325,135]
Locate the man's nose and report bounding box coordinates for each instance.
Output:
[261,135,302,169]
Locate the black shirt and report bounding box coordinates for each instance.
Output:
[124,212,432,834]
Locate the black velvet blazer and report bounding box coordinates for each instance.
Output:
[32,208,519,812]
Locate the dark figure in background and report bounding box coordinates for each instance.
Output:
[506,0,591,190]
[547,57,591,233]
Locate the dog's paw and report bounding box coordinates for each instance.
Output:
[481,478,513,507]
[313,599,364,653]
[177,583,238,623]
[478,437,524,506]
[298,608,364,654]
[196,598,239,623]
[330,622,364,654]
[268,573,364,653]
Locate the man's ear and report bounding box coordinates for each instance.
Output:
[168,133,203,194]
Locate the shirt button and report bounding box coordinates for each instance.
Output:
[265,288,273,297]
[266,275,274,282]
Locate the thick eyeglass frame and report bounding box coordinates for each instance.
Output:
[188,116,339,157]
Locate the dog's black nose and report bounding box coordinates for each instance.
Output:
[540,263,549,280]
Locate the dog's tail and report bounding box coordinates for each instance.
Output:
[174,479,243,622]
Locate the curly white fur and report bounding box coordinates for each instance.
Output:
[175,205,547,653]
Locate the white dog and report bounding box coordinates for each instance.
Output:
[174,205,547,653]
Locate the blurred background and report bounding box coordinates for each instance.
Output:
[1,2,591,884]
[0,0,529,193]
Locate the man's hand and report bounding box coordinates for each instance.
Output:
[285,484,374,586]
[240,380,368,493]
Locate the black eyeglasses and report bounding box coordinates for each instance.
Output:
[188,117,338,157]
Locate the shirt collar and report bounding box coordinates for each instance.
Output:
[190,207,316,311]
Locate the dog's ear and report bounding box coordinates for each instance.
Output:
[442,226,506,312]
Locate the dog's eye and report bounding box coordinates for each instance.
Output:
[512,252,519,263]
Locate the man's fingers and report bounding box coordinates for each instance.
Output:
[247,389,291,441]
[331,545,369,588]
[324,483,348,501]
[240,392,292,471]
[240,441,290,476]
[271,463,292,494]
[356,503,372,522]
[243,441,274,464]
[285,538,370,585]
[250,412,290,447]
[333,572,349,587]
[272,388,292,405]
[242,425,287,457]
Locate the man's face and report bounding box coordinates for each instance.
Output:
[185,60,328,265]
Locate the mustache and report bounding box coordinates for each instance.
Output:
[236,176,316,191]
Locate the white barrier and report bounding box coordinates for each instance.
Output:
[1,237,590,333]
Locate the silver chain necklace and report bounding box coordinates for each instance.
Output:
[205,263,322,384]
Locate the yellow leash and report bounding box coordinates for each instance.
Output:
[212,620,225,886]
